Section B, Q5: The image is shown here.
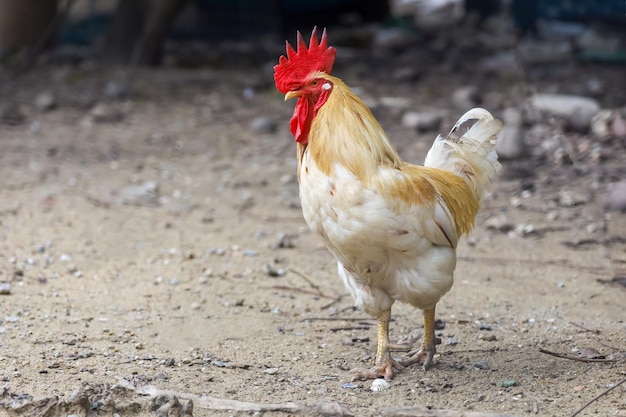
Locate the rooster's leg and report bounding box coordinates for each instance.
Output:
[350,309,404,381]
[400,307,437,370]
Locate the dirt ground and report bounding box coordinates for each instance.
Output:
[0,43,625,417]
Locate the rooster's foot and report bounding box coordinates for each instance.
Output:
[400,340,439,371]
[350,357,404,381]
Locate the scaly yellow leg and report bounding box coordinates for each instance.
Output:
[351,309,404,381]
[401,306,437,370]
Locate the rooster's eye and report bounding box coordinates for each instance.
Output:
[311,80,319,86]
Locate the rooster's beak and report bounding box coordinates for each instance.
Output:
[284,91,301,101]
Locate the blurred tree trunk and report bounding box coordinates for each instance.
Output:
[102,0,189,66]
[0,0,57,53]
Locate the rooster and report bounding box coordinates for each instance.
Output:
[274,28,502,381]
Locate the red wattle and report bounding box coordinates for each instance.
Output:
[290,89,331,145]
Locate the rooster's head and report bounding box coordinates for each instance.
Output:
[274,28,336,144]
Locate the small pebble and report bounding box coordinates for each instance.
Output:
[34,92,57,112]
[266,264,285,277]
[500,379,517,388]
[342,382,359,389]
[474,361,489,369]
[0,283,11,295]
[445,337,458,346]
[116,181,159,207]
[370,378,391,392]
[90,103,124,123]
[104,80,129,98]
[210,248,226,256]
[558,190,587,207]
[272,234,295,249]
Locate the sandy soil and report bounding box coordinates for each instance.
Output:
[0,50,625,417]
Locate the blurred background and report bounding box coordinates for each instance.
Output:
[1,0,625,67]
[0,3,625,415]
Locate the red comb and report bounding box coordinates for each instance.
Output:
[274,27,336,94]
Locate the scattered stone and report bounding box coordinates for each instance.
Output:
[591,109,626,140]
[530,94,600,131]
[509,223,537,238]
[401,111,442,132]
[474,361,489,369]
[249,116,277,134]
[90,103,124,123]
[496,107,527,160]
[585,78,606,96]
[605,181,626,212]
[479,334,497,342]
[266,264,285,277]
[0,283,11,295]
[445,337,458,346]
[370,378,391,392]
[577,347,604,359]
[104,80,129,98]
[500,379,517,388]
[477,323,492,331]
[558,190,588,207]
[209,248,225,256]
[272,233,295,249]
[34,92,57,112]
[451,86,481,110]
[116,181,159,207]
[485,214,513,233]
[263,367,279,375]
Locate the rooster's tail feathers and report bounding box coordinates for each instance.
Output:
[424,108,502,201]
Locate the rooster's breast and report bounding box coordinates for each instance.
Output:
[298,153,455,310]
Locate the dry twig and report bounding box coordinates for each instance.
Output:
[303,316,377,322]
[330,326,371,332]
[570,377,626,417]
[538,348,620,363]
[381,408,515,417]
[117,379,354,415]
[568,322,601,334]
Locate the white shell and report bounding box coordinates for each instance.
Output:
[370,378,391,392]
